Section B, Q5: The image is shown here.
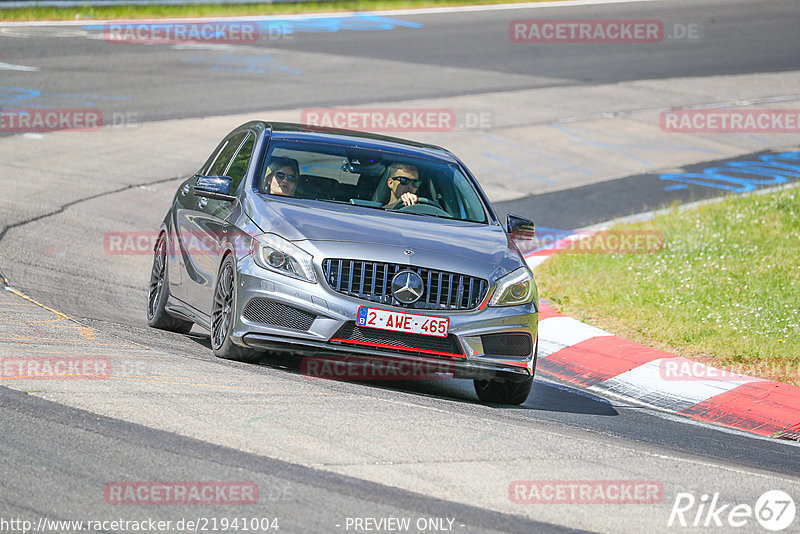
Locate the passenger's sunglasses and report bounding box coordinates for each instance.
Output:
[391,176,421,187]
[273,171,297,182]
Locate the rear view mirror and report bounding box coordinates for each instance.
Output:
[194,176,235,201]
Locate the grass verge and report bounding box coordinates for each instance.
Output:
[535,185,800,385]
[0,0,552,22]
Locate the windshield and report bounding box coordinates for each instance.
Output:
[257,141,489,223]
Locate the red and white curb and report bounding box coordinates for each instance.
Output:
[525,235,800,440]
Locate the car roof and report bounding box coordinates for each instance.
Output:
[261,121,460,163]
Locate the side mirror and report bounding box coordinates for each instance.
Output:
[194,176,235,202]
[507,213,535,237]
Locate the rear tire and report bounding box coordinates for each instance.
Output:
[474,376,533,405]
[147,234,193,334]
[211,256,262,363]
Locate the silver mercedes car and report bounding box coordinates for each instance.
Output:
[148,122,539,404]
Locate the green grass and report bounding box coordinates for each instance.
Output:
[535,185,800,385]
[0,0,554,22]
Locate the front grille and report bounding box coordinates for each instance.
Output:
[243,298,316,331]
[322,259,488,310]
[481,333,532,357]
[331,322,464,358]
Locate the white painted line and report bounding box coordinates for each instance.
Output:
[538,315,612,357]
[601,358,761,412]
[652,356,761,383]
[0,61,39,71]
[0,0,661,27]
[525,255,549,269]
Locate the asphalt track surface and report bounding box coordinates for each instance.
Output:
[1,0,800,532]
[0,0,798,122]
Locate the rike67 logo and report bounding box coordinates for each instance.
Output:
[668,490,796,531]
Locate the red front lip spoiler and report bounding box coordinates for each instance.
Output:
[240,333,533,379]
[329,337,465,359]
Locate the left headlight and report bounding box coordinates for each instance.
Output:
[253,233,317,283]
[489,267,536,307]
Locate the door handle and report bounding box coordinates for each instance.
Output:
[198,197,208,209]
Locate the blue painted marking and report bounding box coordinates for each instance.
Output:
[187,54,301,75]
[0,87,130,109]
[662,184,689,191]
[659,151,800,193]
[84,15,422,35]
[255,15,421,35]
[0,87,41,105]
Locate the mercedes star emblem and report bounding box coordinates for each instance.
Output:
[391,270,424,304]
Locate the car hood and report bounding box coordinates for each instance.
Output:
[245,197,524,280]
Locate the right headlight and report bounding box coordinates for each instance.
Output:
[489,267,536,307]
[253,233,317,283]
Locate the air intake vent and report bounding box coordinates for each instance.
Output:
[243,298,316,331]
[481,333,532,357]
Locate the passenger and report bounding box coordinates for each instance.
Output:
[263,157,300,197]
[384,163,422,207]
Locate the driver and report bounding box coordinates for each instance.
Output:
[384,163,422,207]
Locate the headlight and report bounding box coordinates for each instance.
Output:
[489,267,536,307]
[253,234,317,283]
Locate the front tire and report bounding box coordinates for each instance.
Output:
[211,256,262,363]
[473,376,533,405]
[147,234,193,334]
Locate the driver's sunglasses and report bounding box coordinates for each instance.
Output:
[274,171,297,182]
[391,176,421,187]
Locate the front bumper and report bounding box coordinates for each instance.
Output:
[230,255,538,380]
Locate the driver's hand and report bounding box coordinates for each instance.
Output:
[400,192,418,206]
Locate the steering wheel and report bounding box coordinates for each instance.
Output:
[387,197,441,210]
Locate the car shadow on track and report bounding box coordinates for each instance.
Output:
[184,333,617,416]
[523,380,618,416]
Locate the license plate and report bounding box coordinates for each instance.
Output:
[357,307,449,338]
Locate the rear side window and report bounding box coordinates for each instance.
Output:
[208,132,246,177]
[224,133,255,192]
